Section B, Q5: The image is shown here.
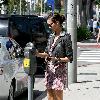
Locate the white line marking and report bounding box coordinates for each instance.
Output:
[77,57,100,59]
[80,55,100,56]
[83,51,100,52]
[81,53,100,54]
[77,60,100,62]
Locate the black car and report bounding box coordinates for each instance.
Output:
[0,14,52,75]
[8,15,51,48]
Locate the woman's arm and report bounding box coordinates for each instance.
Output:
[46,56,70,63]
[36,50,48,58]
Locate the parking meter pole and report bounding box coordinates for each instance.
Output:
[23,42,37,100]
[28,49,34,100]
[28,75,33,100]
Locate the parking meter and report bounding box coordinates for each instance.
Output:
[23,42,37,100]
[23,42,37,75]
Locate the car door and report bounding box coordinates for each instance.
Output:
[3,38,24,81]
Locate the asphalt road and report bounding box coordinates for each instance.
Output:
[0,75,45,100]
[15,90,44,100]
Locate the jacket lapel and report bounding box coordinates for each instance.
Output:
[49,31,66,52]
[51,36,62,52]
[50,35,54,46]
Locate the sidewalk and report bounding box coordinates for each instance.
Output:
[35,39,100,100]
[35,63,100,100]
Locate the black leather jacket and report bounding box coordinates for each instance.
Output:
[45,31,73,63]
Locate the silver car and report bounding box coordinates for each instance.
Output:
[0,37,29,100]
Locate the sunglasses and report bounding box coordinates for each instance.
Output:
[48,22,53,27]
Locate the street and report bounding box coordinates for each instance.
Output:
[77,41,100,82]
[14,90,44,100]
[0,75,46,100]
[77,41,100,66]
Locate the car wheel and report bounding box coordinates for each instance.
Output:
[8,84,14,100]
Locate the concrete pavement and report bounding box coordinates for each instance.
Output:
[35,63,100,100]
[34,39,100,100]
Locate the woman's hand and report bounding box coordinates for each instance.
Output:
[35,50,48,58]
[46,56,58,62]
[46,56,70,63]
[35,49,39,56]
[51,57,58,61]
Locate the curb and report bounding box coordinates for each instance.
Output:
[77,45,100,48]
[77,42,100,48]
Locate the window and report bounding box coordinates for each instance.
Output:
[0,19,8,36]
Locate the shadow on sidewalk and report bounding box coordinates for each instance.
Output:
[15,90,46,100]
[35,90,47,100]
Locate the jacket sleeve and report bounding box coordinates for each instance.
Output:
[64,33,73,63]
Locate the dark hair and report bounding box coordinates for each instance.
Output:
[47,13,65,25]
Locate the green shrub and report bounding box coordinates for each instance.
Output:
[77,26,92,41]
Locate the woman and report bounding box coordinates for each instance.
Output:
[36,13,73,100]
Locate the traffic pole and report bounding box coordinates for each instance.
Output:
[66,0,77,84]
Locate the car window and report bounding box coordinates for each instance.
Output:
[30,19,44,34]
[8,15,51,49]
[0,19,8,36]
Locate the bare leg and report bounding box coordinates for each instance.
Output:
[54,90,63,100]
[47,89,56,100]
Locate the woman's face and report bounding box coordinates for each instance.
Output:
[47,18,58,32]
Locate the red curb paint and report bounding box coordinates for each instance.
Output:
[77,45,100,48]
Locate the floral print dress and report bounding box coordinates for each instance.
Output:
[44,35,68,90]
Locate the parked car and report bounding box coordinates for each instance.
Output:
[8,15,52,75]
[0,14,52,75]
[8,15,51,49]
[0,15,51,99]
[0,36,36,100]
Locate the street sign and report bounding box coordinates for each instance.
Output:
[47,0,54,6]
[47,0,55,15]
